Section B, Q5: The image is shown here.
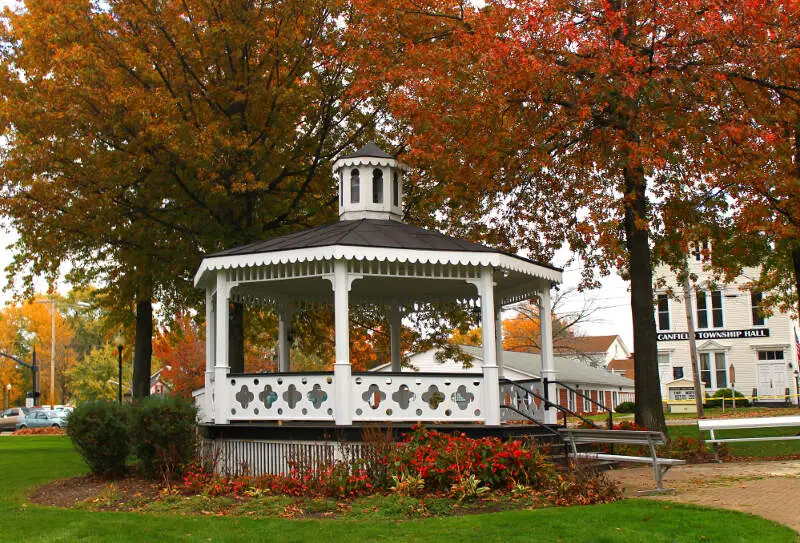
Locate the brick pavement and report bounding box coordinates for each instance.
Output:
[606,460,800,533]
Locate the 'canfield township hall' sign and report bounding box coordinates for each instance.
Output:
[657,329,770,341]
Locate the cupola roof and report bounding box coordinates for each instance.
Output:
[339,142,394,160]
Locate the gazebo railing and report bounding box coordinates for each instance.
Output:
[220,371,486,423]
[351,372,483,422]
[226,373,336,421]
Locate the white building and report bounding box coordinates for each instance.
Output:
[653,248,799,404]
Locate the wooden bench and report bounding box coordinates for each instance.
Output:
[697,415,800,462]
[558,428,686,492]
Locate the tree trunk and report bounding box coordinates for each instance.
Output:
[229,302,245,374]
[623,166,668,433]
[132,300,153,399]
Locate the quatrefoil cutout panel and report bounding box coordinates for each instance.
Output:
[283,384,302,409]
[451,385,474,410]
[391,385,415,410]
[259,385,278,409]
[421,385,445,409]
[362,384,386,410]
[307,384,328,409]
[235,385,255,409]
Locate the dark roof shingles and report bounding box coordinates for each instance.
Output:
[209,219,503,258]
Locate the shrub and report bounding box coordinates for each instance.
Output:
[614,401,636,413]
[66,400,130,478]
[130,396,198,480]
[704,388,750,408]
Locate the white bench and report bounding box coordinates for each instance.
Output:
[698,415,800,462]
[558,428,686,492]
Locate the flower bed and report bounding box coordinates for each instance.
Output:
[183,425,621,506]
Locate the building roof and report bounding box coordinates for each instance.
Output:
[339,142,395,160]
[375,345,635,389]
[607,358,635,380]
[555,335,620,354]
[207,219,557,271]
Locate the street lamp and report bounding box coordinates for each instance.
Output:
[114,334,124,404]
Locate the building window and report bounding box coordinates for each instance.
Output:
[751,292,764,326]
[757,350,784,361]
[673,366,684,380]
[350,169,360,204]
[697,290,723,329]
[372,169,383,203]
[657,294,670,330]
[700,352,727,389]
[567,390,575,412]
[393,172,400,206]
[583,393,592,413]
[711,291,723,327]
[692,240,710,261]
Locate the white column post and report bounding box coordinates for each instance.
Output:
[204,289,216,423]
[539,285,557,424]
[495,302,504,379]
[214,272,231,425]
[333,260,353,425]
[389,305,402,372]
[480,266,501,426]
[278,306,292,373]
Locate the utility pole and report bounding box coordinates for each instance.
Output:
[681,272,704,417]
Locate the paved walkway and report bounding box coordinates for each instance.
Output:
[606,460,800,533]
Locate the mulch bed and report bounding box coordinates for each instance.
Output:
[30,475,162,509]
[13,427,66,436]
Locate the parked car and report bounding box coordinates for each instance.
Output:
[0,407,33,433]
[16,409,70,429]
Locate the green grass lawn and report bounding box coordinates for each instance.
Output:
[0,436,797,542]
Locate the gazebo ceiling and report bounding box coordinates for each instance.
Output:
[194,219,562,289]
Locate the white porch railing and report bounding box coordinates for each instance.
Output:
[216,372,486,423]
[500,379,547,422]
[226,373,336,422]
[351,373,484,422]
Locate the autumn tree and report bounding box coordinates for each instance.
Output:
[0,0,386,399]
[687,1,800,318]
[66,344,133,405]
[0,295,81,406]
[154,315,205,398]
[350,0,738,431]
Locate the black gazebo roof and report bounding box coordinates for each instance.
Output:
[208,219,559,273]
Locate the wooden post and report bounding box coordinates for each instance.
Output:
[539,286,557,424]
[214,272,230,424]
[480,266,501,426]
[333,261,352,425]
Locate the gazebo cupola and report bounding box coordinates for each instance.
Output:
[333,142,408,221]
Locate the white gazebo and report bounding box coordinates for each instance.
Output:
[193,143,562,432]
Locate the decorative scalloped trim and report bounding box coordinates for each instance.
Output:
[195,246,561,287]
[332,157,409,171]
